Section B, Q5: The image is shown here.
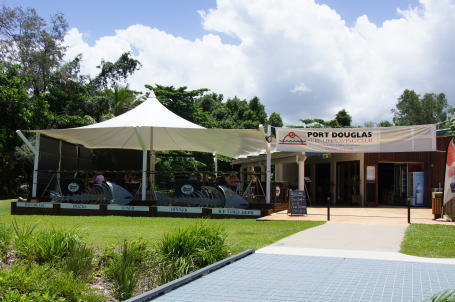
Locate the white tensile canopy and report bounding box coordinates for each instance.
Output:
[30,98,267,157]
[19,97,270,201]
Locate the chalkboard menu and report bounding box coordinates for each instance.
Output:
[289,190,307,215]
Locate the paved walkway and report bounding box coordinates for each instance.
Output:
[268,223,407,251]
[152,222,455,302]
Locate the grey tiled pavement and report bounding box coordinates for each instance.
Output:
[152,253,455,302]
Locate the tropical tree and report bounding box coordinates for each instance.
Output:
[377,120,393,127]
[268,112,283,127]
[335,109,352,127]
[104,86,145,117]
[299,109,352,128]
[0,6,68,95]
[392,89,450,125]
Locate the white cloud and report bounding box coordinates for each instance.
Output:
[63,0,455,125]
[290,83,312,93]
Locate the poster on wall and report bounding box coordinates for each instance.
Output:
[366,166,376,182]
[412,172,425,206]
[443,138,455,207]
[275,124,436,153]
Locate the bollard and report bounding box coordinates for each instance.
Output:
[407,198,411,224]
[327,196,330,221]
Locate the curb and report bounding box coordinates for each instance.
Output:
[125,248,255,302]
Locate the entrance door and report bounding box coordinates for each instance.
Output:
[336,161,360,206]
[315,163,331,205]
[378,163,408,205]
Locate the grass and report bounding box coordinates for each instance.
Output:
[401,224,455,258]
[0,200,324,254]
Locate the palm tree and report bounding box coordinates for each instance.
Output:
[104,85,145,117]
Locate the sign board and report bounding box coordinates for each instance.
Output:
[157,206,202,214]
[17,202,53,208]
[211,208,261,216]
[289,190,307,215]
[444,138,455,206]
[107,205,149,212]
[60,203,100,210]
[276,124,436,153]
[366,166,376,182]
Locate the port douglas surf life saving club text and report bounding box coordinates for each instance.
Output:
[275,125,437,153]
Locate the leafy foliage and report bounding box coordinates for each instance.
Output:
[298,109,352,128]
[0,223,12,258]
[154,222,228,284]
[392,89,450,126]
[0,263,103,302]
[103,240,150,300]
[12,222,94,279]
[425,289,455,302]
[0,6,68,95]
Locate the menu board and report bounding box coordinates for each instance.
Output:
[289,190,307,215]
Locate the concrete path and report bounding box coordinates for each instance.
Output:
[268,223,407,252]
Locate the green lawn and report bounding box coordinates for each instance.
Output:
[401,224,455,258]
[0,200,324,254]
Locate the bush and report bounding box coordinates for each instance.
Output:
[154,223,228,284]
[12,223,94,279]
[0,224,12,259]
[0,263,104,302]
[103,240,150,300]
[1,289,65,302]
[426,289,455,302]
[59,243,94,280]
[11,221,36,260]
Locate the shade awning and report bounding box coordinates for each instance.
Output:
[28,98,268,158]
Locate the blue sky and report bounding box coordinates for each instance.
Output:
[2,0,418,43]
[2,0,452,124]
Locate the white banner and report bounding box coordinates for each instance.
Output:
[276,124,436,153]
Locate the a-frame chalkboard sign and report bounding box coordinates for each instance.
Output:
[288,190,307,215]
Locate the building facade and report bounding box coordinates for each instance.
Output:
[233,135,452,207]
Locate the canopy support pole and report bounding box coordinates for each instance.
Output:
[266,125,272,204]
[213,153,218,177]
[57,140,62,194]
[32,133,40,199]
[149,127,156,200]
[134,127,147,201]
[15,130,40,198]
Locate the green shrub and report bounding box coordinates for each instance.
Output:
[154,223,228,284]
[0,224,12,259]
[0,263,104,302]
[59,243,95,280]
[1,289,65,302]
[11,221,36,260]
[11,223,94,278]
[425,289,455,302]
[103,240,150,300]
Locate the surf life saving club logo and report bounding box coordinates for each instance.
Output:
[279,131,306,145]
